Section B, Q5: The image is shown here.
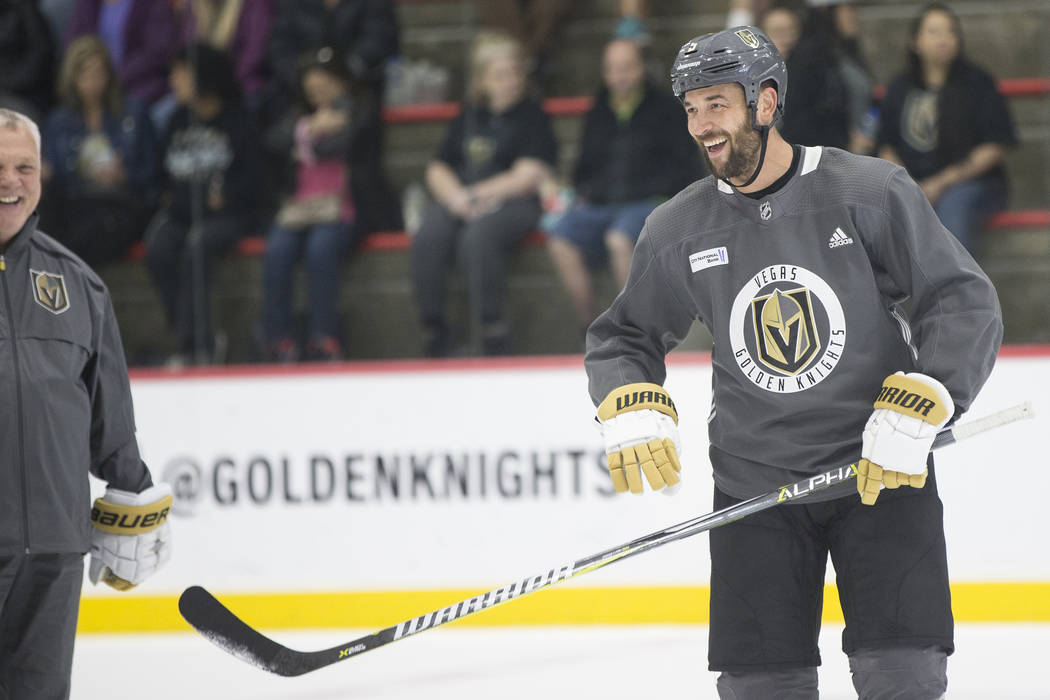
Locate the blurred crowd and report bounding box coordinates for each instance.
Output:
[0,0,1018,365]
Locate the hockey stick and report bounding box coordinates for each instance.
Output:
[178,401,1033,677]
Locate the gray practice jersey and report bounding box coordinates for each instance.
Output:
[585,146,1003,501]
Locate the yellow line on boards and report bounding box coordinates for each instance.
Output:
[78,583,1050,634]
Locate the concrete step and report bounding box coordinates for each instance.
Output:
[979,226,1050,344]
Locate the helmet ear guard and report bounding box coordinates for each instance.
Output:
[670,26,787,128]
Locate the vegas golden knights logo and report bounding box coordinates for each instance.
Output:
[735,29,761,49]
[30,269,70,314]
[751,288,820,374]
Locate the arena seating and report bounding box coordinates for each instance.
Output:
[101,1,1050,364]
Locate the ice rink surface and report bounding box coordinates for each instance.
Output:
[73,623,1049,699]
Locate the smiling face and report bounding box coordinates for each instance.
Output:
[683,83,764,184]
[0,125,41,245]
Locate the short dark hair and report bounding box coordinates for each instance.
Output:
[172,42,242,106]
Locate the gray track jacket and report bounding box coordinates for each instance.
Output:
[585,146,1003,500]
[0,215,151,555]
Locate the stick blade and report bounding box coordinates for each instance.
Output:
[178,585,300,676]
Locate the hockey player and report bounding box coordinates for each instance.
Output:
[584,27,1002,699]
[0,108,172,698]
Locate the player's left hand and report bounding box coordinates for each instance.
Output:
[857,372,954,505]
[89,483,173,591]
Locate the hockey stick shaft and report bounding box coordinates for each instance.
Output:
[178,401,1033,677]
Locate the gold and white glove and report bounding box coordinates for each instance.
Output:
[857,372,954,506]
[597,383,682,494]
[89,483,173,591]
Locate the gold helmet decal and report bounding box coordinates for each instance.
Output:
[752,288,820,375]
[734,29,761,49]
[30,269,70,315]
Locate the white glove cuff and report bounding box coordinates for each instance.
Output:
[601,409,681,456]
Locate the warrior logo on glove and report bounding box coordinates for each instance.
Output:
[597,383,683,494]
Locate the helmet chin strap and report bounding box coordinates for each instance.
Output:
[719,107,771,190]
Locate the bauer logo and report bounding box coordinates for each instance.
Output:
[689,246,729,273]
[728,264,846,393]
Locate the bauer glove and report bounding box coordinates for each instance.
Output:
[597,382,682,494]
[857,372,954,506]
[89,483,173,591]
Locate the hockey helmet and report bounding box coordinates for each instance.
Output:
[670,26,787,123]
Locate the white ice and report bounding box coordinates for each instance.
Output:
[73,623,1050,699]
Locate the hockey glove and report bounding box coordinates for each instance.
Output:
[89,483,173,591]
[597,382,682,494]
[857,372,954,506]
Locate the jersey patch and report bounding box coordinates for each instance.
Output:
[689,246,729,273]
[29,269,71,315]
[759,201,772,220]
[729,264,846,393]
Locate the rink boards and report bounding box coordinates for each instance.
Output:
[79,348,1050,633]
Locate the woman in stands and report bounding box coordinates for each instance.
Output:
[41,35,159,267]
[410,30,557,357]
[877,2,1016,254]
[260,47,365,362]
[143,42,262,365]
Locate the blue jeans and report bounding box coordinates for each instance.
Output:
[933,176,1007,255]
[262,222,354,343]
[548,199,659,265]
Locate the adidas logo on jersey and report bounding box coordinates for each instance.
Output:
[829,227,854,248]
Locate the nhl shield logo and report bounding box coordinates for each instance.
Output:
[30,269,70,314]
[759,201,772,220]
[735,29,761,49]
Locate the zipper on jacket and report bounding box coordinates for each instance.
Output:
[0,254,31,553]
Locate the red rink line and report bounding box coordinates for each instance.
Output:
[129,345,1050,381]
[124,210,1049,261]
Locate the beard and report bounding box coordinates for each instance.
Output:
[696,120,762,183]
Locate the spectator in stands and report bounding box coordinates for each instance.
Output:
[614,0,649,43]
[476,0,572,89]
[808,0,877,154]
[174,0,273,113]
[727,0,773,28]
[761,1,851,151]
[545,38,701,332]
[0,0,57,122]
[143,43,262,365]
[267,0,401,233]
[260,48,366,363]
[40,36,159,268]
[410,31,556,357]
[67,0,178,113]
[878,2,1017,254]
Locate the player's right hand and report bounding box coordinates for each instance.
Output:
[597,383,682,494]
[89,483,173,591]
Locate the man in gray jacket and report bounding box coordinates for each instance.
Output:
[585,28,1001,699]
[0,108,172,699]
